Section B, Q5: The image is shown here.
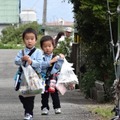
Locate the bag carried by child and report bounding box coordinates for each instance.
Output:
[19,65,44,97]
[14,48,45,97]
[14,48,36,91]
[56,58,78,95]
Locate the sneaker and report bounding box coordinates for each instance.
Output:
[41,108,49,115]
[55,108,61,114]
[24,113,33,120]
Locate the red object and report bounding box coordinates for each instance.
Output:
[48,87,55,93]
[48,79,56,93]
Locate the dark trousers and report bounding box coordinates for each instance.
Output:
[41,89,61,110]
[19,95,35,116]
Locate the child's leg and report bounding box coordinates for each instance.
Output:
[51,90,61,109]
[41,92,49,110]
[19,95,35,116]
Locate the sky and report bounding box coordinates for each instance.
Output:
[21,0,74,24]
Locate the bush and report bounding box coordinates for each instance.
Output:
[0,22,42,45]
[69,0,117,100]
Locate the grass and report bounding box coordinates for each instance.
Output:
[88,104,115,120]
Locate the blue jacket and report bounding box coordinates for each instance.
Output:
[41,53,53,74]
[41,53,64,80]
[15,47,43,74]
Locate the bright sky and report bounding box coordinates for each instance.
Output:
[21,0,74,24]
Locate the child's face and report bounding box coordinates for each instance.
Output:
[23,33,36,49]
[42,40,54,55]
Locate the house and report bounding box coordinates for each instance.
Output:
[45,19,74,36]
[46,19,74,27]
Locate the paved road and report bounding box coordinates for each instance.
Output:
[0,49,98,120]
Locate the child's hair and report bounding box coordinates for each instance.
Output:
[40,35,55,49]
[22,28,37,40]
[55,31,64,46]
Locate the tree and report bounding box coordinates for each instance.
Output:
[0,22,41,44]
[68,0,118,98]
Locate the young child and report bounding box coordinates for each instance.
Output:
[54,31,64,47]
[40,35,64,115]
[14,28,43,120]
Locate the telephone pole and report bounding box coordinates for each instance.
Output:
[118,0,120,43]
[42,0,47,26]
[41,0,47,35]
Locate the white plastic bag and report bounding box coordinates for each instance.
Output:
[56,58,78,95]
[19,65,45,97]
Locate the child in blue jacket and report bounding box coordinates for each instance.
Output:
[40,35,64,115]
[14,28,43,120]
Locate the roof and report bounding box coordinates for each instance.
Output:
[46,20,74,27]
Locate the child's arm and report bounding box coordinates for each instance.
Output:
[27,49,43,68]
[41,54,65,70]
[14,50,23,66]
[21,55,32,65]
[50,56,59,64]
[41,56,58,70]
[15,50,32,65]
[50,54,65,64]
[15,49,43,67]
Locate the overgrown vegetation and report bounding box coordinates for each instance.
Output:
[0,22,42,49]
[88,104,114,120]
[68,0,118,99]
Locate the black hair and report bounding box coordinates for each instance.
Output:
[22,28,37,40]
[55,31,64,46]
[40,35,55,49]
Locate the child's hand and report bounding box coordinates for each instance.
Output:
[27,58,32,65]
[50,56,58,64]
[59,53,65,59]
[22,55,30,61]
[50,54,64,64]
[22,55,32,65]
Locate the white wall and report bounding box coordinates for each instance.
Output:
[20,10,37,23]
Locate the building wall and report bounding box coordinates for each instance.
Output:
[20,10,37,24]
[0,0,20,24]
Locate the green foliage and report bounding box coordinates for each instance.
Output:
[90,105,114,119]
[0,41,23,49]
[0,22,42,45]
[54,37,73,61]
[69,0,117,98]
[81,68,97,96]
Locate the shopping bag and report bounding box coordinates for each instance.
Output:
[19,65,45,97]
[14,48,36,91]
[56,58,78,95]
[56,83,67,95]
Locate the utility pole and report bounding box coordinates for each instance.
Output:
[118,0,120,43]
[117,0,120,118]
[111,1,120,119]
[42,0,47,26]
[41,0,47,35]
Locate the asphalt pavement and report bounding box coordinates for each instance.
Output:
[0,49,99,120]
